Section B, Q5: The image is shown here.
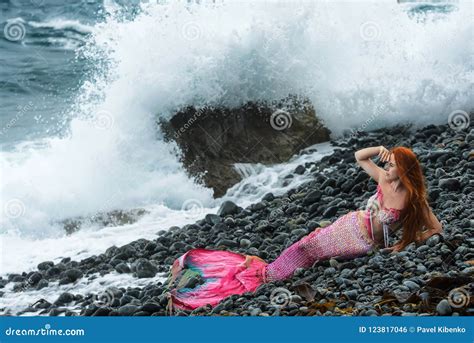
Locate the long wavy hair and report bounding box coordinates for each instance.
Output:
[390,146,431,249]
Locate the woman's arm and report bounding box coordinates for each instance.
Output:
[390,208,443,253]
[416,205,443,241]
[354,146,389,183]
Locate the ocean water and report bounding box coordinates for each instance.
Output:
[0,0,473,314]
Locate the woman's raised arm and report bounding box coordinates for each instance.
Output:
[354,146,388,183]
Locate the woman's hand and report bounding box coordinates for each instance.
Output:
[378,146,391,163]
[355,146,388,183]
[388,243,404,253]
[416,228,443,242]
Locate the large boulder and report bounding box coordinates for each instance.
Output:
[159,95,330,197]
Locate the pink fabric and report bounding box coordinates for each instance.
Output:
[167,210,377,310]
[364,184,402,238]
[168,248,267,311]
[264,211,374,282]
[375,184,401,221]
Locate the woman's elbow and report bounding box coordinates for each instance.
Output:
[354,151,361,162]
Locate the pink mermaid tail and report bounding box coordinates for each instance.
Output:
[166,211,375,312]
[265,211,374,282]
[166,248,268,312]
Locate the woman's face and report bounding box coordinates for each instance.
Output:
[384,153,399,181]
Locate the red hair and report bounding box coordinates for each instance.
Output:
[390,146,431,250]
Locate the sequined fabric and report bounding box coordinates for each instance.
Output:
[264,211,374,282]
[366,184,401,224]
[363,184,402,248]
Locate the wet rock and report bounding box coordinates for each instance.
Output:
[217,201,240,216]
[37,261,54,271]
[239,239,252,248]
[426,234,441,247]
[115,263,131,274]
[159,97,330,197]
[92,307,111,316]
[118,304,139,316]
[205,214,221,225]
[141,302,161,313]
[438,178,461,191]
[61,268,83,283]
[303,190,322,205]
[27,272,42,286]
[216,239,239,248]
[36,279,48,290]
[133,259,157,278]
[436,299,452,316]
[55,292,75,306]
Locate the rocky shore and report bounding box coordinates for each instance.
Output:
[1,119,473,317]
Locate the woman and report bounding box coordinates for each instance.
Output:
[165,146,443,312]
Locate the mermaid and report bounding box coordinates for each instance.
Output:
[165,146,443,312]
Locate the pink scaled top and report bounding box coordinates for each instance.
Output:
[374,184,401,224]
